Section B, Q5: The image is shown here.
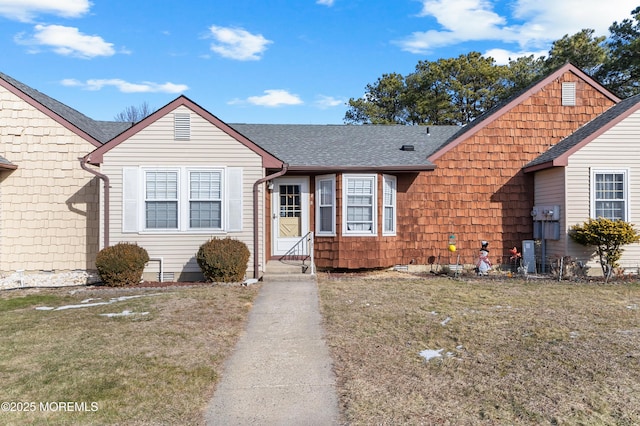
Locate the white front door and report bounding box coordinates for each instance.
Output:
[272,177,309,256]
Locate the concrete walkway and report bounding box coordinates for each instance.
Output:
[205,278,340,425]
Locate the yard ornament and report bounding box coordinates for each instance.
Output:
[476,241,492,275]
[448,234,456,252]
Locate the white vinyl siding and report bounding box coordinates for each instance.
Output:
[383,175,397,236]
[105,105,265,278]
[343,174,377,236]
[533,167,569,262]
[316,174,336,235]
[559,109,640,270]
[591,169,628,221]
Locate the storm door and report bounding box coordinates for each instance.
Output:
[272,177,309,256]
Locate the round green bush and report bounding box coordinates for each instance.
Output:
[196,238,250,283]
[95,243,150,287]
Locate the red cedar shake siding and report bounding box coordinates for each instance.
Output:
[398,70,616,266]
[312,70,616,270]
[313,174,406,269]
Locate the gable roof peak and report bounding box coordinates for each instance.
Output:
[426,63,621,162]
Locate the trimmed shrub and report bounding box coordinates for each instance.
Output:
[197,238,250,283]
[95,243,150,287]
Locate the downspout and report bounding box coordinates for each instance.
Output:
[80,156,109,248]
[253,163,289,279]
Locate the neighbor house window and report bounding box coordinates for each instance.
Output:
[383,175,397,235]
[145,171,178,229]
[189,171,222,229]
[343,174,376,235]
[316,174,336,235]
[592,169,628,221]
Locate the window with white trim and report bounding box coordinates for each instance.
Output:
[123,167,243,233]
[591,169,628,220]
[315,174,336,235]
[145,171,178,229]
[343,174,377,235]
[189,171,222,228]
[383,175,397,235]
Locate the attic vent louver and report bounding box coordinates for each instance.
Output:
[400,144,415,151]
[562,82,576,106]
[174,113,190,140]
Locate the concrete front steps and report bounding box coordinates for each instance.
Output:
[262,260,316,282]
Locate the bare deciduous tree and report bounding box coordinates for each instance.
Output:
[114,102,155,123]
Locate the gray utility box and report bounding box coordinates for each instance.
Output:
[522,240,536,273]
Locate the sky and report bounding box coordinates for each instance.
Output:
[0,0,638,124]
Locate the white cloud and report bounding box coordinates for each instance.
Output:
[16,24,115,58]
[317,0,335,6]
[230,90,303,107]
[484,48,547,65]
[207,25,272,61]
[396,0,639,54]
[61,78,188,93]
[0,0,90,22]
[315,95,344,109]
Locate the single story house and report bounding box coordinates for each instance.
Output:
[1,62,636,281]
[524,92,640,272]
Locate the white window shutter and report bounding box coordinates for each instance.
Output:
[122,167,139,232]
[226,168,243,231]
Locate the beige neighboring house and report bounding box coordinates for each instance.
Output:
[524,93,640,272]
[0,72,130,275]
[86,96,283,281]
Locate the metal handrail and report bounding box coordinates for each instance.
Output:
[279,231,315,275]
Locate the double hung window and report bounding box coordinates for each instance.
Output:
[343,174,377,235]
[592,169,628,221]
[123,167,242,233]
[145,171,178,229]
[316,175,336,235]
[383,175,397,235]
[189,171,222,228]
